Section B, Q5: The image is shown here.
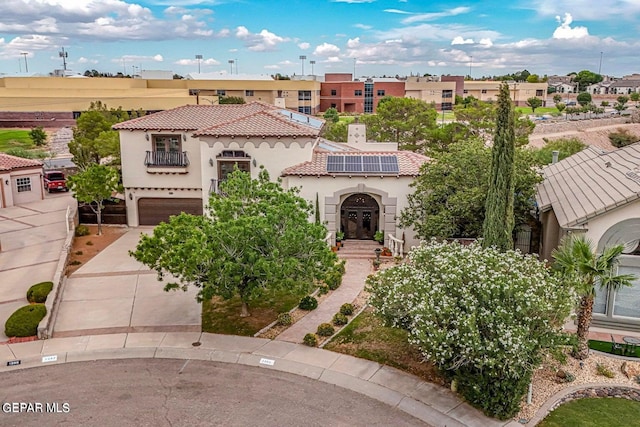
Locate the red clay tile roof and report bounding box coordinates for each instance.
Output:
[0,153,43,171]
[113,101,323,138]
[281,150,429,177]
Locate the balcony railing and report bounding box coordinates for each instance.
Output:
[210,179,226,195]
[145,151,189,167]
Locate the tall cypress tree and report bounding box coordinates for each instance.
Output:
[482,82,516,251]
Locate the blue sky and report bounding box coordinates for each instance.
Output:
[1,0,639,78]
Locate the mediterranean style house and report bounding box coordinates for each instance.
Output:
[113,102,429,250]
[537,143,640,330]
[0,154,44,208]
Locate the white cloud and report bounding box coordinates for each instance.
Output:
[235,26,288,52]
[313,42,340,56]
[451,36,474,45]
[401,7,471,24]
[384,9,412,14]
[552,13,589,39]
[298,42,310,49]
[478,38,493,48]
[354,23,372,30]
[153,54,163,62]
[347,37,360,48]
[331,0,375,3]
[264,64,280,69]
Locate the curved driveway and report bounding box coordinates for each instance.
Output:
[0,359,427,426]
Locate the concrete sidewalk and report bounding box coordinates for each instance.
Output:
[0,193,74,341]
[54,227,201,337]
[0,332,509,427]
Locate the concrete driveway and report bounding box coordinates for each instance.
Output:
[53,227,201,337]
[0,192,74,341]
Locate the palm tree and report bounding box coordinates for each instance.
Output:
[552,234,636,360]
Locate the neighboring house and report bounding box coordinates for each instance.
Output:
[610,79,640,95]
[0,153,44,208]
[113,102,428,249]
[537,144,640,330]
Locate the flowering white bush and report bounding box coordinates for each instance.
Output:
[367,239,574,419]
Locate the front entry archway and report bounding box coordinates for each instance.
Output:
[340,193,379,240]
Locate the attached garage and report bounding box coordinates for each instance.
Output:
[137,198,203,225]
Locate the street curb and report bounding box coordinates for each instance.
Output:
[0,332,508,427]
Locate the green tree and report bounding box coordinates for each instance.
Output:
[401,140,541,239]
[483,82,516,251]
[323,107,339,123]
[553,94,563,105]
[530,138,586,165]
[321,120,348,142]
[360,97,437,150]
[29,127,47,146]
[526,97,543,113]
[368,240,573,419]
[69,101,141,168]
[130,168,336,317]
[526,74,540,83]
[630,92,640,105]
[219,96,246,104]
[67,164,123,235]
[556,102,566,113]
[552,235,635,360]
[576,92,592,107]
[572,70,603,92]
[614,95,629,112]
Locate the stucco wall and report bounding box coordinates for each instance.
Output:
[587,200,640,251]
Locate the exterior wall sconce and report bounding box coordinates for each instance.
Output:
[252,159,257,167]
[183,133,188,141]
[209,158,214,166]
[128,192,133,200]
[145,132,149,141]
[4,179,9,185]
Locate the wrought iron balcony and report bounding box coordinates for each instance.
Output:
[145,151,189,167]
[210,179,226,195]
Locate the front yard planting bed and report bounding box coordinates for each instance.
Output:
[201,287,309,336]
[324,306,444,384]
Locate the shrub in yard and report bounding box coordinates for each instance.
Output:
[4,304,47,337]
[303,333,318,347]
[367,239,573,420]
[325,271,343,290]
[276,312,292,326]
[608,128,638,148]
[317,285,329,296]
[75,224,90,236]
[75,250,83,256]
[332,313,348,326]
[316,323,335,337]
[339,303,354,316]
[596,363,615,378]
[298,296,318,311]
[26,281,53,303]
[86,241,94,246]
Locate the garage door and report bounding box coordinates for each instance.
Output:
[138,198,203,225]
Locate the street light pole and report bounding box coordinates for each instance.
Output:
[469,55,473,79]
[228,59,234,74]
[195,54,203,74]
[20,52,28,73]
[59,47,68,76]
[309,60,315,75]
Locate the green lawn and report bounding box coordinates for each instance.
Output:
[0,130,35,151]
[538,398,640,427]
[589,339,640,357]
[324,307,443,383]
[201,287,308,336]
[515,106,559,115]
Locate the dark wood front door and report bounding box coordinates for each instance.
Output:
[341,194,379,240]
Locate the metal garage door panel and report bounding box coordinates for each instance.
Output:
[138,198,203,225]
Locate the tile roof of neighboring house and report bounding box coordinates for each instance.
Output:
[281,150,429,177]
[0,153,43,171]
[610,80,640,88]
[113,102,323,138]
[536,144,640,229]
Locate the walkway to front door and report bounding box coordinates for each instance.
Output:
[340,193,379,240]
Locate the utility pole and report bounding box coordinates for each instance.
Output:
[20,52,28,73]
[59,47,68,76]
[598,51,603,75]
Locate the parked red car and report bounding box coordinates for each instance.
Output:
[43,170,69,193]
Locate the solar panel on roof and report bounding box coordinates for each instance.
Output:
[326,155,400,174]
[380,156,400,173]
[277,110,324,129]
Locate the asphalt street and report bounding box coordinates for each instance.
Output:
[0,358,429,427]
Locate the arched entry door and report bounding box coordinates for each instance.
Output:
[341,193,379,240]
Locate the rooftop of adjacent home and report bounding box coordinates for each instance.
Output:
[536,143,640,228]
[0,153,43,171]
